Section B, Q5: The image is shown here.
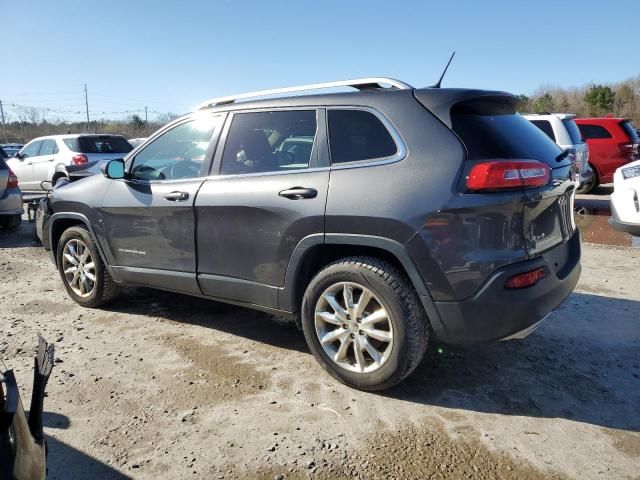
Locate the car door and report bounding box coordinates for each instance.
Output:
[8,140,42,189]
[99,112,226,295]
[32,139,58,187]
[195,108,329,309]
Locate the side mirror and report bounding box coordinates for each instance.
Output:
[102,159,126,179]
[15,152,24,160]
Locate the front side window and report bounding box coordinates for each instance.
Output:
[578,124,612,139]
[220,110,317,175]
[130,116,220,181]
[328,109,397,164]
[21,140,42,158]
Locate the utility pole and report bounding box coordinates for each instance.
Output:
[84,84,90,132]
[145,106,148,136]
[0,100,7,143]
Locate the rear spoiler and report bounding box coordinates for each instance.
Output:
[413,88,517,128]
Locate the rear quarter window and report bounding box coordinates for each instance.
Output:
[577,124,612,139]
[328,109,398,164]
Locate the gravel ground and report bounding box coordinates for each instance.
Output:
[1,218,639,479]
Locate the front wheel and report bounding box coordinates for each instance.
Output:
[56,225,119,307]
[301,257,428,391]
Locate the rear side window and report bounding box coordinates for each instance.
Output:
[451,100,564,167]
[328,109,397,164]
[578,124,612,139]
[64,136,133,154]
[620,121,640,143]
[562,119,583,144]
[39,139,58,156]
[220,110,317,175]
[530,120,556,142]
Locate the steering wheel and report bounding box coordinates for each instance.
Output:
[169,160,201,179]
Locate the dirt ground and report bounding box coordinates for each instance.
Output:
[1,217,639,480]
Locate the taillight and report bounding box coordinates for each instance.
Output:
[466,160,551,191]
[72,154,88,165]
[7,169,19,188]
[505,267,545,289]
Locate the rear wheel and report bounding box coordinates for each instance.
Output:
[56,225,119,307]
[0,214,22,230]
[301,256,428,391]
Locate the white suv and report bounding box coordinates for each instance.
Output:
[522,113,592,192]
[8,134,133,191]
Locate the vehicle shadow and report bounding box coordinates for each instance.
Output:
[0,217,39,249]
[387,292,640,432]
[46,436,131,480]
[105,288,639,433]
[103,287,309,354]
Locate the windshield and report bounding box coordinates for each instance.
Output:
[562,119,583,144]
[620,121,640,143]
[64,136,133,154]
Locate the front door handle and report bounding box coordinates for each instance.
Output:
[278,187,318,200]
[163,191,189,202]
[48,158,55,162]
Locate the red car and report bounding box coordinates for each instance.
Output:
[575,117,639,192]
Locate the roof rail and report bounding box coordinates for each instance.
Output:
[197,77,413,109]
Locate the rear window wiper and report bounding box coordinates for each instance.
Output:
[555,149,571,162]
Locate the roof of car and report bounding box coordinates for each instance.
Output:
[522,113,576,120]
[574,117,626,123]
[26,133,127,142]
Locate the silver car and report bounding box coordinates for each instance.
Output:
[0,147,23,230]
[7,134,133,191]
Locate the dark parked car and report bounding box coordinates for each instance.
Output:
[37,78,581,390]
[1,337,54,480]
[0,147,23,230]
[0,144,24,158]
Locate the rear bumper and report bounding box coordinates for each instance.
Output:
[430,230,581,344]
[0,187,23,215]
[609,218,640,236]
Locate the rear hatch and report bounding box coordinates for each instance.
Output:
[64,135,133,162]
[419,93,578,259]
[561,117,589,175]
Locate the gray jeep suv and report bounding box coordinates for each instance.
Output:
[37,78,581,390]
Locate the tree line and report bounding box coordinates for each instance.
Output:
[1,112,179,144]
[517,75,639,123]
[2,75,639,145]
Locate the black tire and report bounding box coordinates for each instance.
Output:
[56,225,119,307]
[301,256,428,391]
[0,214,22,230]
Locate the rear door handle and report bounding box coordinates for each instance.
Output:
[278,187,318,200]
[163,191,189,202]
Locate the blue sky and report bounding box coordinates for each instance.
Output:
[1,0,638,122]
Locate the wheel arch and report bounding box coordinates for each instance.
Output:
[280,234,442,330]
[49,213,110,272]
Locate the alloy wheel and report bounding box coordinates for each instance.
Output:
[314,282,393,373]
[61,238,96,297]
